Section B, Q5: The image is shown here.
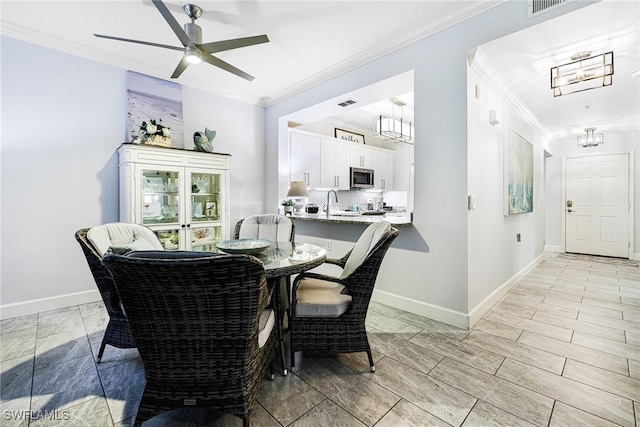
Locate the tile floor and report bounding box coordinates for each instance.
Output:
[1,252,639,426]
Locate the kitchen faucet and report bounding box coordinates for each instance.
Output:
[326,189,338,217]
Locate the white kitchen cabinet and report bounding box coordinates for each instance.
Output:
[371,148,394,190]
[290,131,320,187]
[118,143,230,252]
[320,138,350,189]
[350,144,372,169]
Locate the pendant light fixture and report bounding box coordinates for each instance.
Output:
[577,127,604,147]
[374,98,414,144]
[551,51,614,97]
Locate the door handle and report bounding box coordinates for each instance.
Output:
[567,209,573,212]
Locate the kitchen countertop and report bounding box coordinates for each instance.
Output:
[290,211,412,227]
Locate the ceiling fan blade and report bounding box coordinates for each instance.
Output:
[171,57,190,79]
[202,54,255,81]
[152,0,192,47]
[94,34,184,52]
[199,35,270,54]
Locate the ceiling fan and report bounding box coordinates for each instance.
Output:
[94,0,269,80]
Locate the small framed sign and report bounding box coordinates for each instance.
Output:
[335,128,365,144]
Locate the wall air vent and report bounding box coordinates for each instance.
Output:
[337,99,357,107]
[528,0,568,17]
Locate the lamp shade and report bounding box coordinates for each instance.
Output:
[287,181,309,197]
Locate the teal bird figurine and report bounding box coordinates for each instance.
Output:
[193,127,216,152]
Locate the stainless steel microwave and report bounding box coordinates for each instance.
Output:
[350,167,374,189]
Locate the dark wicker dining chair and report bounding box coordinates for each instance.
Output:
[75,223,165,362]
[234,213,295,374]
[75,228,134,362]
[289,222,398,373]
[102,250,276,427]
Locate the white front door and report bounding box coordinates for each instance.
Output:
[565,153,630,258]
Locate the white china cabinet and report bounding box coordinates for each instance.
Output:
[118,143,230,252]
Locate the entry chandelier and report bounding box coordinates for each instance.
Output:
[577,127,604,147]
[551,51,614,97]
[375,98,414,144]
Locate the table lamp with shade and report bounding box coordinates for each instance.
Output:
[287,181,309,214]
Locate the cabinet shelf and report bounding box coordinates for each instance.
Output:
[143,191,179,195]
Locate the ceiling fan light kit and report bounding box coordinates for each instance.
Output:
[550,51,614,97]
[577,127,604,147]
[185,46,202,64]
[93,0,269,80]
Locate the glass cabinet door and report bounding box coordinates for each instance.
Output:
[190,226,222,252]
[141,169,180,226]
[190,172,221,223]
[155,228,181,250]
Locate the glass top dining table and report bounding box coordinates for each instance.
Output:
[250,240,326,375]
[252,241,327,279]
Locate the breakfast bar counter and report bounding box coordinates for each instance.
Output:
[290,211,412,227]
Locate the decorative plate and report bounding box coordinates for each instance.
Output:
[215,239,272,254]
[288,253,313,264]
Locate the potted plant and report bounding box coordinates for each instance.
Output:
[281,199,295,216]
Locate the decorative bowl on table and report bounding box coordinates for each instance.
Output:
[215,239,272,254]
[288,252,313,264]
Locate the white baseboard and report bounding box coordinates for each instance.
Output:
[467,253,544,328]
[1,290,102,320]
[372,254,545,331]
[634,253,640,261]
[371,289,469,329]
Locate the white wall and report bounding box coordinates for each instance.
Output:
[1,37,266,317]
[182,87,267,228]
[467,62,547,324]
[265,1,592,328]
[545,135,639,258]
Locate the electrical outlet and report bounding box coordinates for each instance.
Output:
[326,240,332,250]
[516,233,521,243]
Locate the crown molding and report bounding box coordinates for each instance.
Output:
[255,1,506,107]
[470,48,552,141]
[0,22,263,106]
[2,1,502,109]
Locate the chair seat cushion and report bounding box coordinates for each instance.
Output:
[238,214,293,243]
[341,222,391,279]
[258,309,275,348]
[295,277,352,317]
[88,223,165,256]
[108,238,159,255]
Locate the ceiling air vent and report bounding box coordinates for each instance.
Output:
[528,0,568,17]
[337,99,357,107]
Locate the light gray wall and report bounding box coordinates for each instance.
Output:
[1,37,267,308]
[265,0,593,323]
